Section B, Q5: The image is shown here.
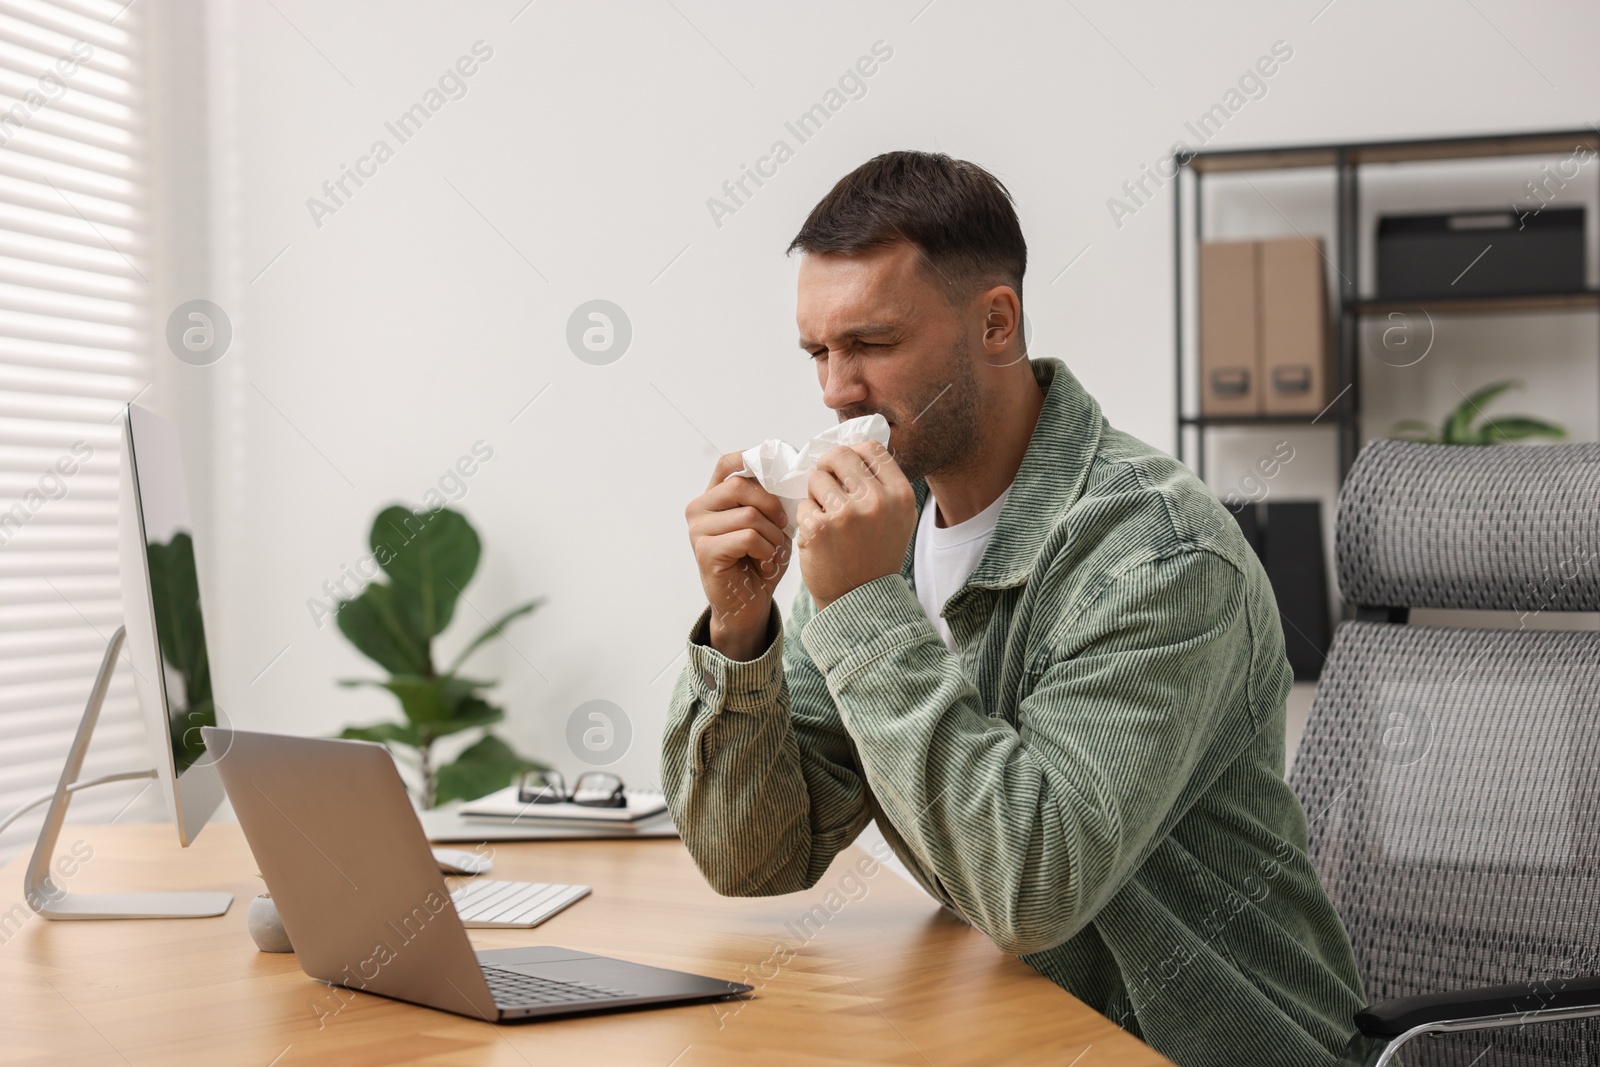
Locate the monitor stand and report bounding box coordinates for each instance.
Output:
[25,627,233,920]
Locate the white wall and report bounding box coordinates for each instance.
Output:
[179,0,1600,792]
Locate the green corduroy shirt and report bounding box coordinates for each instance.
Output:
[663,356,1373,1067]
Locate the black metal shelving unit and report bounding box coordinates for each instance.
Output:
[1174,127,1600,488]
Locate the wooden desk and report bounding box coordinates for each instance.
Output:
[0,825,1173,1066]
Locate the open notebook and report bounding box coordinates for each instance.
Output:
[459,785,668,824]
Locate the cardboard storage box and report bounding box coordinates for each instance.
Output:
[1260,237,1331,416]
[1199,237,1330,416]
[1199,239,1260,416]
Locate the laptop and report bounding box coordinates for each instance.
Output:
[203,727,751,1021]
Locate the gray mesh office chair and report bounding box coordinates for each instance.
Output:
[1287,439,1600,1067]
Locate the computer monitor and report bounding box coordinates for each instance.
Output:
[24,403,232,918]
[118,402,227,845]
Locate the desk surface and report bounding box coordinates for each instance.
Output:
[0,824,1173,1067]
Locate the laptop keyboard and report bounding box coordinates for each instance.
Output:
[451,879,591,928]
[482,966,634,1008]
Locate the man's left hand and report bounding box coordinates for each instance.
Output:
[797,441,918,612]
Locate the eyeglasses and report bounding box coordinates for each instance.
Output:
[516,769,626,808]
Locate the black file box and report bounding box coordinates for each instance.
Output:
[1376,207,1585,300]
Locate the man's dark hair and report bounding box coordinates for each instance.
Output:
[787,150,1027,310]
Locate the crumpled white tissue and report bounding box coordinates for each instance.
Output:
[725,413,892,538]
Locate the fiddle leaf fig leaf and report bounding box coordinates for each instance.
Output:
[339,721,424,749]
[425,695,504,740]
[447,598,546,675]
[338,674,492,731]
[335,581,430,676]
[434,733,548,806]
[370,505,480,643]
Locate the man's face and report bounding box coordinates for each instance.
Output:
[796,241,981,485]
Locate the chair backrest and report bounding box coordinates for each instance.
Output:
[1288,439,1600,1066]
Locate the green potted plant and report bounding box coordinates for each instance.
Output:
[334,505,548,808]
[1391,380,1567,445]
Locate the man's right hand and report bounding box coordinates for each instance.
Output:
[686,453,793,660]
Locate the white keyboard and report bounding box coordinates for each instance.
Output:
[450,879,591,928]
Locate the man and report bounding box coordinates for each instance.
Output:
[665,150,1374,1067]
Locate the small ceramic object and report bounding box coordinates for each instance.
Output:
[247,894,293,953]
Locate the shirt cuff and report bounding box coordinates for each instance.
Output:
[685,601,785,710]
[799,573,937,679]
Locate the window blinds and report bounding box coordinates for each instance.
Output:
[0,0,155,865]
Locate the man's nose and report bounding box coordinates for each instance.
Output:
[820,354,866,412]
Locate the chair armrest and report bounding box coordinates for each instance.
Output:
[1356,975,1600,1037]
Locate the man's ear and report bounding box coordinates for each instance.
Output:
[976,285,1023,367]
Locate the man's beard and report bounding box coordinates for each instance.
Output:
[842,335,981,486]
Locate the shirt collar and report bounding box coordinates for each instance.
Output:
[900,356,1103,591]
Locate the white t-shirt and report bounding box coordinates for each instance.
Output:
[913,484,1013,653]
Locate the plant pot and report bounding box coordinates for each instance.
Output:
[247,894,293,953]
